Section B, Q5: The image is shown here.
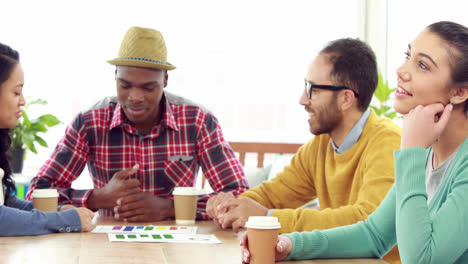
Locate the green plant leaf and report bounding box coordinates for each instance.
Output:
[9,98,61,155]
[23,99,47,112]
[381,105,391,113]
[373,72,388,103]
[370,105,382,115]
[26,98,47,106]
[34,135,48,147]
[29,122,48,133]
[11,129,23,149]
[388,112,398,120]
[38,114,61,127]
[23,132,36,152]
[22,110,31,128]
[28,142,38,154]
[370,71,399,121]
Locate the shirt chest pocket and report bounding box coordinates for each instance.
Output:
[164,155,197,187]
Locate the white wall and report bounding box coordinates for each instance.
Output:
[386,0,468,89]
[1,0,362,182]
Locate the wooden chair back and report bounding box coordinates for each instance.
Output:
[228,141,302,168]
[201,141,303,189]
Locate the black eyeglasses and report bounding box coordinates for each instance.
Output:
[304,79,359,99]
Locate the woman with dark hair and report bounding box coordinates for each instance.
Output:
[241,21,468,264]
[0,42,95,236]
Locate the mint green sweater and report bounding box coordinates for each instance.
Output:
[284,136,468,263]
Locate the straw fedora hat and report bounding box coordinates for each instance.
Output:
[108,26,176,71]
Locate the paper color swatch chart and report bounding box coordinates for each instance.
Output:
[107,233,221,244]
[92,225,197,234]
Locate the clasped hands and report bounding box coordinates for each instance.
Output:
[88,164,174,222]
[206,192,268,233]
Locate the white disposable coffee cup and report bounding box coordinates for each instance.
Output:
[245,216,281,264]
[173,187,200,225]
[32,189,59,212]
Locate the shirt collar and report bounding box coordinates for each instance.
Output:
[109,103,125,130]
[109,92,179,132]
[331,108,371,154]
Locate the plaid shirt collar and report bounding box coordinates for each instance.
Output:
[109,93,179,134]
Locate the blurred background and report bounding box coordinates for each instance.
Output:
[1,0,467,188]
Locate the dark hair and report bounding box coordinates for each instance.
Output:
[427,21,468,112]
[0,42,19,200]
[320,38,378,111]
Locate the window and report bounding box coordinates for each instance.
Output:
[387,0,468,88]
[1,0,361,180]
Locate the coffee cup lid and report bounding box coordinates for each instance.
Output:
[172,187,203,196]
[245,216,281,229]
[32,189,59,198]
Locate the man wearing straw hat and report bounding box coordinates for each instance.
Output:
[26,26,249,222]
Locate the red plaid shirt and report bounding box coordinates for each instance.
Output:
[26,92,248,219]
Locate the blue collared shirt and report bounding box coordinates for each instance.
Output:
[331,108,370,153]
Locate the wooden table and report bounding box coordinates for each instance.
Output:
[0,216,388,264]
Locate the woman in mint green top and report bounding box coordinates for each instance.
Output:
[241,21,468,264]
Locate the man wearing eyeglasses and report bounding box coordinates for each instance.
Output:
[207,38,401,263]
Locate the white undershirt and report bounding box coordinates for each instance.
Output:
[425,148,459,204]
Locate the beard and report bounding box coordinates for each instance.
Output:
[308,95,343,136]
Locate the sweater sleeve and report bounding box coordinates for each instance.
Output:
[6,195,34,210]
[239,142,317,212]
[284,186,397,260]
[0,196,82,236]
[394,147,468,263]
[272,130,399,233]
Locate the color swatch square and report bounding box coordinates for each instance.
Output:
[124,226,134,231]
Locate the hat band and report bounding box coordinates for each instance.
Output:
[117,57,171,66]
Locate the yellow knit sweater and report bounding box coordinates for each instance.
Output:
[240,110,401,263]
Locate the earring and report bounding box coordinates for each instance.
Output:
[450,98,456,104]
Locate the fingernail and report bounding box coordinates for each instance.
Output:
[133,164,139,169]
[449,104,453,111]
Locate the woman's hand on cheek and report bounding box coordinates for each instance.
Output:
[401,103,453,149]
